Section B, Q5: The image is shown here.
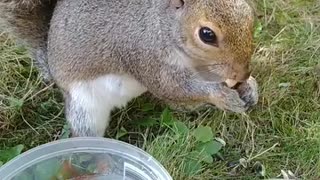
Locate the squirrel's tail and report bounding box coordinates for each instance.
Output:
[0,0,57,80]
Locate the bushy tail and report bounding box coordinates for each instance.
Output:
[0,0,57,80]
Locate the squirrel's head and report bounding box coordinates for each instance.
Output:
[171,0,254,82]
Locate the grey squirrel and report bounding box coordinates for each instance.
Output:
[0,0,259,137]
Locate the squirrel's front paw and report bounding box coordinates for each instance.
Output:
[236,76,259,108]
[210,84,248,113]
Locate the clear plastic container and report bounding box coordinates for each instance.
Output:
[0,137,172,180]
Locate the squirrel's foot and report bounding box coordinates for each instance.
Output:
[236,76,259,109]
[209,83,248,113]
[168,77,259,114]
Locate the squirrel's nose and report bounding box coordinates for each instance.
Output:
[239,70,251,82]
[230,66,251,82]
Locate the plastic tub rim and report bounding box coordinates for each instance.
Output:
[0,137,172,180]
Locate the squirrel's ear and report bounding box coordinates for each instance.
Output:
[170,0,184,9]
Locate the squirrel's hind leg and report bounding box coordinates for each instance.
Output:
[64,74,146,137]
[64,87,112,137]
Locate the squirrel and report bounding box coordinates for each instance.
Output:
[0,0,259,137]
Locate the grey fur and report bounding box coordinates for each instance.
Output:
[0,0,56,81]
[0,0,259,137]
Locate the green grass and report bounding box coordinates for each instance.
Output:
[0,0,319,179]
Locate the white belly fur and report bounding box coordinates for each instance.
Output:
[70,74,147,109]
[68,74,147,136]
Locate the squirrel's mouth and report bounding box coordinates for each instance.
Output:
[194,63,251,86]
[195,70,243,89]
[195,70,224,82]
[194,64,228,82]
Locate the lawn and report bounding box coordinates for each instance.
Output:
[0,0,319,179]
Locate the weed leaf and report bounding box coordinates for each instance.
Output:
[189,151,213,164]
[161,108,174,126]
[192,126,213,142]
[196,140,223,155]
[172,121,189,135]
[0,144,24,163]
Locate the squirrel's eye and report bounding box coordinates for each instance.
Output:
[199,27,218,46]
